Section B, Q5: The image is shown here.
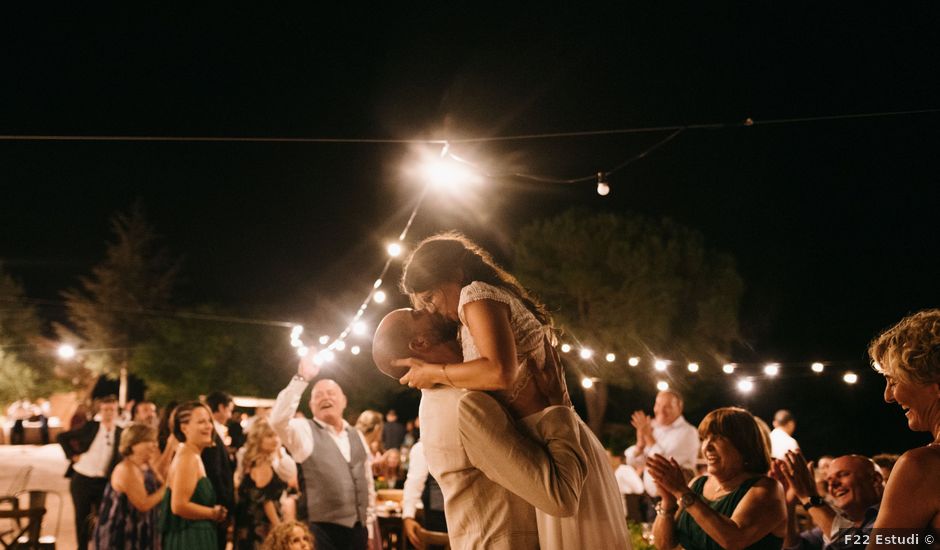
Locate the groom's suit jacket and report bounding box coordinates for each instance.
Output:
[419,386,588,550]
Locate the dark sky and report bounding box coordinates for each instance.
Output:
[2,5,939,455]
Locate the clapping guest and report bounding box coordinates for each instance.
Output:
[235,420,292,549]
[867,310,940,542]
[650,407,786,550]
[95,423,166,550]
[162,401,227,550]
[626,390,701,497]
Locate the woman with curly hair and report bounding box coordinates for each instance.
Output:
[262,520,314,550]
[235,419,289,549]
[867,309,940,543]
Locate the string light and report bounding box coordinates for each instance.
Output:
[297,346,309,358]
[579,348,594,360]
[318,335,330,345]
[581,377,595,389]
[628,357,640,367]
[656,380,669,392]
[387,242,403,257]
[654,359,669,372]
[373,290,387,304]
[763,363,780,377]
[350,345,361,356]
[561,343,572,353]
[737,378,755,393]
[353,321,368,335]
[596,172,610,196]
[57,344,77,360]
[811,362,825,373]
[687,362,699,373]
[843,372,858,384]
[722,363,736,374]
[605,353,616,363]
[334,341,346,351]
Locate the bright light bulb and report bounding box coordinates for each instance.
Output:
[319,335,330,345]
[843,372,858,384]
[57,344,77,360]
[597,182,610,196]
[324,350,336,362]
[561,344,572,353]
[290,338,303,348]
[579,348,594,360]
[581,378,594,389]
[654,359,668,372]
[422,158,480,191]
[387,242,403,257]
[350,345,361,356]
[656,380,669,392]
[353,321,368,335]
[628,357,640,367]
[687,362,699,373]
[722,363,736,374]
[334,341,346,351]
[763,363,780,377]
[737,378,754,393]
[373,290,387,304]
[291,325,304,338]
[297,346,309,357]
[373,279,383,289]
[605,353,616,363]
[811,362,824,373]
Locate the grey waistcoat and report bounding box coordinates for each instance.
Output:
[300,419,369,528]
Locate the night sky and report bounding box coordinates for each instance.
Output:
[3,5,939,456]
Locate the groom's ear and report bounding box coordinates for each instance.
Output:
[409,337,431,352]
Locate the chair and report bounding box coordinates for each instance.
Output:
[1,468,31,498]
[415,526,450,550]
[0,490,47,549]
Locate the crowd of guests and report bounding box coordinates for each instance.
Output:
[48,306,940,550]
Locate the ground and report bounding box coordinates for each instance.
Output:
[0,444,76,548]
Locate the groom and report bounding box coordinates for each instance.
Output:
[372,308,590,550]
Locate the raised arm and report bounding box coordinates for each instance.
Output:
[270,358,319,463]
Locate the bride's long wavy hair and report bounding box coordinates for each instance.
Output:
[400,231,552,326]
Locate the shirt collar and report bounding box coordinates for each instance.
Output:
[656,415,687,429]
[313,416,350,434]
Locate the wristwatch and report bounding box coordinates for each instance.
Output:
[801,495,824,510]
[679,491,698,509]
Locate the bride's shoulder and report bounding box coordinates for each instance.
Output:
[459,281,514,306]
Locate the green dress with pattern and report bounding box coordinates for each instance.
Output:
[160,477,218,550]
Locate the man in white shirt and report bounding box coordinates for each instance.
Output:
[625,390,700,496]
[270,360,376,550]
[770,409,800,459]
[57,395,122,550]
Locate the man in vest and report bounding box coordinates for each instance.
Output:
[271,362,375,550]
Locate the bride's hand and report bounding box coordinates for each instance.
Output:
[392,358,445,389]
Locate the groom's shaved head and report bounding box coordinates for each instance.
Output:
[373,309,418,379]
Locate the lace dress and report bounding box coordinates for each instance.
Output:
[94,467,162,550]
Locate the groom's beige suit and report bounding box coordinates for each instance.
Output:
[419,385,589,550]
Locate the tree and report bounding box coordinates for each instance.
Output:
[0,265,59,402]
[61,204,179,378]
[514,209,744,391]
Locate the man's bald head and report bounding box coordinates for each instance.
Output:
[826,454,884,517]
[372,308,461,380]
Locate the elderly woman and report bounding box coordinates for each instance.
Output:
[649,407,786,550]
[867,309,940,542]
[94,423,167,549]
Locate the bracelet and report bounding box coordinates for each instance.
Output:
[655,501,678,517]
[292,374,308,383]
[441,364,456,387]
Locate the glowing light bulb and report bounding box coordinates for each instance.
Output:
[605,353,616,363]
[596,172,610,196]
[353,321,368,335]
[656,380,669,392]
[373,290,387,304]
[297,346,309,357]
[387,242,403,257]
[628,357,640,367]
[324,350,336,362]
[581,378,594,389]
[811,362,824,373]
[57,344,77,360]
[763,363,780,377]
[351,345,361,355]
[290,338,303,348]
[291,325,304,338]
[843,372,858,384]
[722,363,736,374]
[373,279,383,289]
[579,348,594,360]
[654,359,668,372]
[319,335,330,345]
[687,362,699,373]
[560,344,572,353]
[335,341,346,351]
[737,378,754,393]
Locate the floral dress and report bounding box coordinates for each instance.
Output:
[235,469,286,549]
[94,467,162,550]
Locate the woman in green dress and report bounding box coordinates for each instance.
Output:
[162,401,228,550]
[648,407,786,550]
